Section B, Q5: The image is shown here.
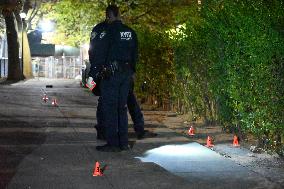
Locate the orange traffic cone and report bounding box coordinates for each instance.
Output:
[188,126,195,136]
[93,161,107,176]
[51,99,58,106]
[42,94,49,103]
[233,135,240,147]
[205,136,214,147]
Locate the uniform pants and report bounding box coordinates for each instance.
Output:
[96,96,104,133]
[100,71,132,147]
[96,77,144,137]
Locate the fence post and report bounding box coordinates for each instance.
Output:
[0,58,6,78]
[0,59,2,78]
[3,58,8,77]
[4,59,5,77]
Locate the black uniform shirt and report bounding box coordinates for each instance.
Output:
[88,21,109,77]
[105,20,138,72]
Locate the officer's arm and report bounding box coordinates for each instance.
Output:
[88,31,96,78]
[88,53,97,78]
[88,27,96,64]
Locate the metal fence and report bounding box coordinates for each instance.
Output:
[32,56,83,79]
[0,58,8,78]
[0,56,83,79]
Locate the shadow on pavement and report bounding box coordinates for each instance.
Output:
[0,120,47,188]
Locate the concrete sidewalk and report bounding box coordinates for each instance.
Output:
[0,79,281,189]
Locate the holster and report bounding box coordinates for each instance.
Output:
[99,61,132,80]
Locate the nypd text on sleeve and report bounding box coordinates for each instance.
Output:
[120,32,132,40]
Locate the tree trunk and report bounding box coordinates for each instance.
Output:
[16,17,33,79]
[4,11,23,81]
[19,0,33,78]
[22,29,33,78]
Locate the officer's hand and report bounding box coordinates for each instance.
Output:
[86,77,96,90]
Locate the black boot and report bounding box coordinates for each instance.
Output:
[94,125,106,140]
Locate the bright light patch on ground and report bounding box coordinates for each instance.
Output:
[136,142,220,164]
[135,142,231,175]
[143,144,205,157]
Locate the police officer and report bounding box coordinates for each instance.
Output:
[96,5,138,152]
[89,15,145,141]
[88,20,109,140]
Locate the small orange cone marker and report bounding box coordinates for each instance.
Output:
[188,126,195,136]
[205,136,214,147]
[51,99,58,106]
[93,161,107,176]
[42,94,49,103]
[233,135,240,147]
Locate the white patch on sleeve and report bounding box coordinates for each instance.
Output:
[91,32,97,40]
[99,31,106,39]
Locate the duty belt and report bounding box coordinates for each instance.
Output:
[110,61,131,73]
[98,61,132,80]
